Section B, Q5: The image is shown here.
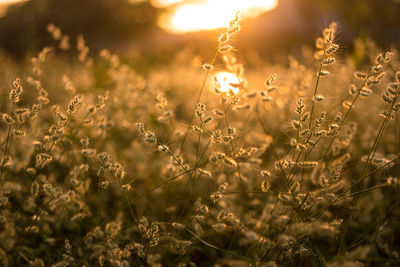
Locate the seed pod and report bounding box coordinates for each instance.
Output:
[197,168,211,177]
[375,53,384,64]
[354,72,367,79]
[121,184,132,191]
[301,112,309,123]
[384,51,393,63]
[329,123,340,131]
[158,145,169,152]
[223,157,237,168]
[334,112,342,122]
[319,70,329,77]
[348,84,357,95]
[31,180,40,197]
[343,101,352,109]
[202,64,213,71]
[14,129,25,136]
[388,83,399,94]
[261,180,270,192]
[218,32,229,43]
[372,64,383,72]
[260,170,271,178]
[323,57,335,65]
[297,144,308,151]
[313,130,327,137]
[100,180,110,189]
[297,161,318,168]
[202,117,213,125]
[360,87,373,97]
[314,95,325,102]
[15,108,29,115]
[192,125,203,133]
[2,113,15,124]
[219,45,232,52]
[326,44,339,54]
[291,120,302,130]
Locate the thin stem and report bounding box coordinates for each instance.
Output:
[194,117,203,174]
[309,50,326,130]
[0,103,15,183]
[119,177,138,223]
[254,105,296,201]
[308,156,398,219]
[180,44,221,152]
[26,197,54,233]
[323,71,372,159]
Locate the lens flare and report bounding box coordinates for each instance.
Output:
[157,0,278,34]
[214,72,241,95]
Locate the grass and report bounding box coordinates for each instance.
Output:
[0,19,400,266]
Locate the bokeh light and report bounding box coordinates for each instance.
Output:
[214,72,241,95]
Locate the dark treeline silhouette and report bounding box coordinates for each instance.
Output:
[0,0,158,58]
[0,0,398,59]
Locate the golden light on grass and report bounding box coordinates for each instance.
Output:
[214,72,240,95]
[157,0,278,34]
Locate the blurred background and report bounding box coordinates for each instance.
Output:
[0,0,399,62]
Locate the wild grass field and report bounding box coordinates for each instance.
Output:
[0,16,400,266]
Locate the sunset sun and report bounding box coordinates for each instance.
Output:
[156,0,278,33]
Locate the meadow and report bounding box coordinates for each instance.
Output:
[0,17,400,266]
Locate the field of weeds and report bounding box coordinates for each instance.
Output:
[1,16,400,266]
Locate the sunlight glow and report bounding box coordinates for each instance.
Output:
[151,0,183,8]
[0,0,25,4]
[0,0,27,17]
[214,72,241,95]
[157,0,278,34]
